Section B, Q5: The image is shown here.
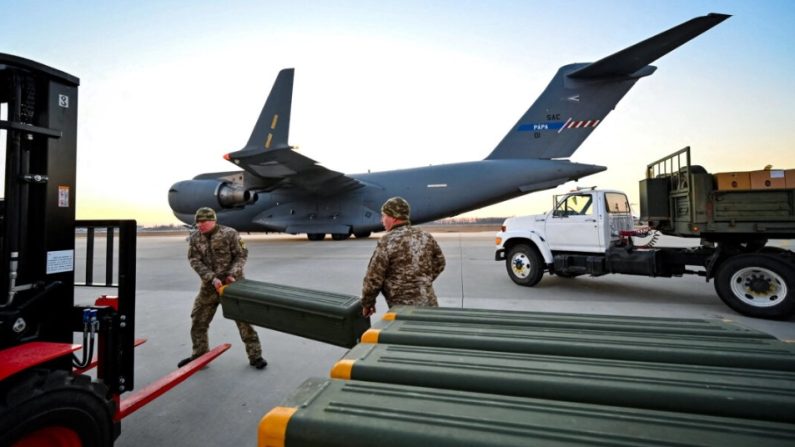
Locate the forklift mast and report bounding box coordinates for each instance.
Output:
[0,53,79,355]
[0,54,140,396]
[0,55,230,446]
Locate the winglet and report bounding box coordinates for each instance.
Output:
[568,13,730,79]
[227,68,294,161]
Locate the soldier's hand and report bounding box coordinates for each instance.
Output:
[362,305,376,317]
[224,275,236,284]
[212,278,223,293]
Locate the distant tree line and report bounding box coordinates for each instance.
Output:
[426,217,505,225]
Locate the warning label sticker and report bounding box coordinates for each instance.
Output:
[58,185,70,208]
[47,250,74,274]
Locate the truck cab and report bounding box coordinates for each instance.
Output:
[543,189,633,253]
[496,189,634,279]
[496,189,635,287]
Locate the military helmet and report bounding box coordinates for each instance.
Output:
[194,207,217,222]
[381,197,410,220]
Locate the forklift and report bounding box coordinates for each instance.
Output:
[0,53,227,446]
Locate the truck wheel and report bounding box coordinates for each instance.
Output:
[714,254,795,319]
[506,244,544,286]
[0,370,115,447]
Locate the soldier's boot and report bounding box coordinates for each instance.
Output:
[177,354,200,368]
[250,357,267,370]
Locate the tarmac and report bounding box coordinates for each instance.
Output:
[74,231,795,447]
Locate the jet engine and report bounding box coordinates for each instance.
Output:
[168,179,257,214]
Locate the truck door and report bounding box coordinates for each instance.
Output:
[545,192,604,252]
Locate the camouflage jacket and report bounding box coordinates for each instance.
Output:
[362,223,445,308]
[188,225,248,286]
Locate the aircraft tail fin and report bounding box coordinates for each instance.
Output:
[486,13,729,160]
[243,68,294,152]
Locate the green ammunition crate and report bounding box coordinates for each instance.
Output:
[385,306,772,338]
[363,319,795,370]
[332,343,795,422]
[259,378,795,447]
[220,279,369,348]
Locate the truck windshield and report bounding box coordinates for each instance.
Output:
[554,194,593,216]
[605,193,630,214]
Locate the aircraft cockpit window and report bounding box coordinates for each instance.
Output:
[554,194,593,217]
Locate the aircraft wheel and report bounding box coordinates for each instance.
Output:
[331,233,351,241]
[307,233,325,241]
[353,231,371,239]
[714,254,795,319]
[506,244,544,287]
[0,370,116,447]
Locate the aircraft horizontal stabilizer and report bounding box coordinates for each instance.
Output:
[568,13,730,79]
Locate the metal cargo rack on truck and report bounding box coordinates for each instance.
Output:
[640,146,795,241]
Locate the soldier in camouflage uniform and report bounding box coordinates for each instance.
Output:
[361,197,446,317]
[177,207,267,369]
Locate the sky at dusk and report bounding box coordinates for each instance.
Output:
[2,0,794,226]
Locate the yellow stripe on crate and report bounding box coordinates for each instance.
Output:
[258,406,297,447]
[361,329,380,343]
[382,312,396,321]
[330,359,355,380]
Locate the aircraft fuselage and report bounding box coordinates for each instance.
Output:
[170,158,605,234]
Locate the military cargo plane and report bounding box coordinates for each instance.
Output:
[168,13,729,240]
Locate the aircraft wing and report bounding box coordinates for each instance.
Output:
[227,147,364,195]
[223,67,364,196]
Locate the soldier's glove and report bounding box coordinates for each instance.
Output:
[212,278,224,294]
[362,304,376,318]
[224,275,236,285]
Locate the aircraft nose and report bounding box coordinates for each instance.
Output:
[167,180,182,202]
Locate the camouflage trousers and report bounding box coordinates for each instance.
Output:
[189,285,262,361]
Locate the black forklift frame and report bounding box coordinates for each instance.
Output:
[1,52,81,358]
[74,220,137,394]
